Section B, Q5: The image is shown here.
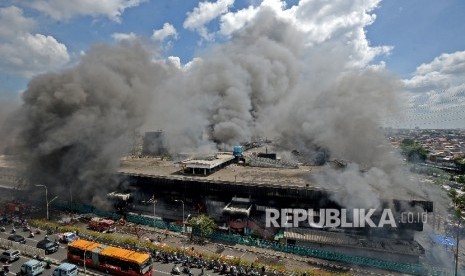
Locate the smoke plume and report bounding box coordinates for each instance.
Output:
[2,5,434,211]
[143,7,427,208]
[10,42,168,205]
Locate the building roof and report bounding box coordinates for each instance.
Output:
[180,153,235,170]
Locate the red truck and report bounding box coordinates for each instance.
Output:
[88,217,116,233]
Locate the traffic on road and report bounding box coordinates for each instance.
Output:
[1,222,277,276]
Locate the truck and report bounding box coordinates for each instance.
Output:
[88,217,116,233]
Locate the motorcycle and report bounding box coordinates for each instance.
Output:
[182,266,190,274]
[220,264,229,274]
[171,265,181,275]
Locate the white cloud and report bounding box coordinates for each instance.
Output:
[396,51,465,128]
[152,23,178,42]
[0,34,70,78]
[112,32,138,42]
[0,6,70,78]
[0,6,36,39]
[220,5,258,36]
[218,0,390,68]
[404,51,465,92]
[19,0,145,22]
[183,0,235,40]
[166,56,181,69]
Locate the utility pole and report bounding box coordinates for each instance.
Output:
[35,185,58,220]
[456,220,460,276]
[175,199,185,233]
[84,232,107,276]
[149,195,157,231]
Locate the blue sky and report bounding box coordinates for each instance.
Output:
[366,0,465,77]
[1,0,465,127]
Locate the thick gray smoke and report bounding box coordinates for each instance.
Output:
[10,42,167,206]
[0,100,20,154]
[143,7,427,208]
[2,6,433,211]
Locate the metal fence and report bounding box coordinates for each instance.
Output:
[0,237,45,259]
[126,213,167,229]
[209,232,427,275]
[53,201,438,275]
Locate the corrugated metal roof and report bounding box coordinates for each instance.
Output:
[99,246,149,264]
[68,239,101,251]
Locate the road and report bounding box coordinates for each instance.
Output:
[0,224,227,276]
[2,255,60,276]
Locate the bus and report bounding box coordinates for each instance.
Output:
[67,239,152,276]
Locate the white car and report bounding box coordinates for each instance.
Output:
[1,249,20,262]
[59,232,79,243]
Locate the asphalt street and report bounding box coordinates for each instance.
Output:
[0,225,230,276]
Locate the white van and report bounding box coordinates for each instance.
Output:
[52,263,78,276]
[18,259,45,276]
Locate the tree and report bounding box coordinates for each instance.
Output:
[188,214,216,243]
[454,159,465,174]
[450,189,458,205]
[400,138,428,163]
[448,188,465,276]
[449,189,465,211]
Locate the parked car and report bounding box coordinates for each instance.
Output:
[58,232,78,244]
[7,234,26,244]
[1,249,20,262]
[36,239,59,254]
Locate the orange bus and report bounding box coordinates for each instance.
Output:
[67,239,152,276]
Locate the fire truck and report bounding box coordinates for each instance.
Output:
[88,218,116,233]
[2,201,30,215]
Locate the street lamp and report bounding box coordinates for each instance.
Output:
[84,231,107,276]
[455,219,461,276]
[35,185,58,220]
[148,195,157,231]
[174,199,185,232]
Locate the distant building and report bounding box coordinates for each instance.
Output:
[142,131,167,156]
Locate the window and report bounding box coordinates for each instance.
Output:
[140,260,151,274]
[68,247,84,258]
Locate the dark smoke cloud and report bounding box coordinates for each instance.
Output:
[1,5,434,212]
[9,42,167,206]
[0,100,20,154]
[145,8,303,152]
[142,7,428,209]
